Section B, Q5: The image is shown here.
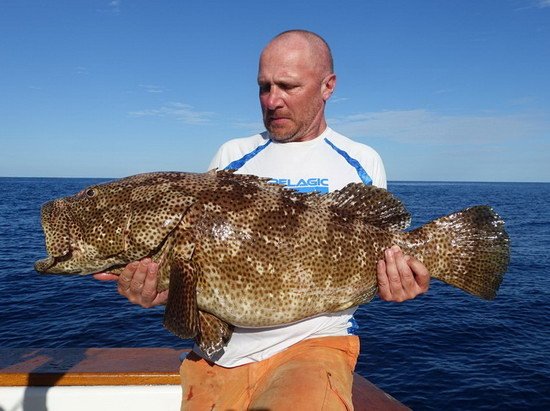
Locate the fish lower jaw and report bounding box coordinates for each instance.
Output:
[36,263,83,275]
[34,253,124,275]
[34,255,83,274]
[34,256,56,273]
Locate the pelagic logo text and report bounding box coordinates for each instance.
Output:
[269,177,329,193]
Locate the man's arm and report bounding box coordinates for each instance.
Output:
[376,245,430,302]
[95,245,429,308]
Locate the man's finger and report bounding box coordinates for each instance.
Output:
[117,261,140,294]
[376,259,391,300]
[93,273,119,281]
[129,259,151,292]
[140,262,160,306]
[407,257,430,293]
[384,247,402,289]
[393,248,415,291]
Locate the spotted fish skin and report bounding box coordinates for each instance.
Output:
[35,170,510,356]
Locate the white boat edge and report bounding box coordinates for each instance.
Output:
[0,385,182,411]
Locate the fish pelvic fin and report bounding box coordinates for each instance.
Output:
[406,205,510,300]
[321,183,411,231]
[163,259,199,339]
[195,311,234,357]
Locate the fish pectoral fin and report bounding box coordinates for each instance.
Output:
[163,260,199,339]
[195,311,234,357]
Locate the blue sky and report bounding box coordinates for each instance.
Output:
[1,0,549,182]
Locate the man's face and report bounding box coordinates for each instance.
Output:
[257,41,334,143]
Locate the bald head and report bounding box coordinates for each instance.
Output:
[262,30,334,78]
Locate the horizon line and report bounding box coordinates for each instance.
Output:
[0,176,548,184]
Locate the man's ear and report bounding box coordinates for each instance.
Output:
[321,73,336,101]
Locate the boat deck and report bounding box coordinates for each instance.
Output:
[0,347,409,410]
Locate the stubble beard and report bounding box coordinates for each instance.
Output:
[264,113,315,143]
[267,126,300,143]
[263,115,301,143]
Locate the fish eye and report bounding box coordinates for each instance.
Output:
[85,188,96,197]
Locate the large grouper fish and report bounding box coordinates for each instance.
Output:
[35,170,510,355]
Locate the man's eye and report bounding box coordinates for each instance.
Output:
[281,83,298,91]
[259,84,270,93]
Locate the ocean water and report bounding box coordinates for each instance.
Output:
[0,177,548,410]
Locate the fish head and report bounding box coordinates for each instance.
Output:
[35,173,196,275]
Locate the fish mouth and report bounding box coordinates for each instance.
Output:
[34,249,128,276]
[37,200,87,274]
[34,253,83,275]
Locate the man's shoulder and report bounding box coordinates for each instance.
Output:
[325,129,382,160]
[324,128,387,188]
[209,132,269,171]
[218,132,269,152]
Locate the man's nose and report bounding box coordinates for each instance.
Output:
[263,86,284,110]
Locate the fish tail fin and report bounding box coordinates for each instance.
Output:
[406,205,510,300]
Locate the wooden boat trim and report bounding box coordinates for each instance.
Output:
[0,348,183,386]
[0,347,409,410]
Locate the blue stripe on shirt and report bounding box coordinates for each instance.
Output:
[323,138,372,185]
[224,140,272,171]
[347,317,359,335]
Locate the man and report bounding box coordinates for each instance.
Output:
[96,30,429,409]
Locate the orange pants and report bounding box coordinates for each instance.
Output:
[180,335,360,411]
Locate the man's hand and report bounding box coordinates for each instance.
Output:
[377,245,430,302]
[93,259,168,308]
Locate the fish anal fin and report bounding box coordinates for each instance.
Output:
[196,311,234,357]
[163,259,199,339]
[321,183,411,230]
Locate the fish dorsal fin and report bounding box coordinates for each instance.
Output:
[213,169,283,191]
[320,183,411,230]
